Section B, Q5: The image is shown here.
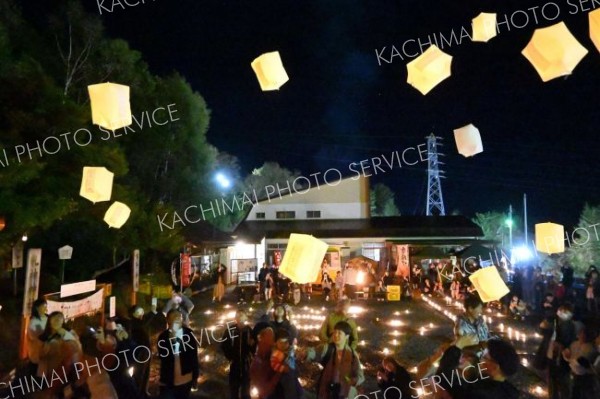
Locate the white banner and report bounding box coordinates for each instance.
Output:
[47,289,104,320]
[22,249,42,316]
[61,280,96,298]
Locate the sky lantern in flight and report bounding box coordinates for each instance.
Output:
[590,8,600,53]
[104,202,131,229]
[406,45,452,95]
[278,233,328,283]
[535,222,565,254]
[251,51,289,91]
[79,167,114,203]
[87,82,132,130]
[521,22,588,82]
[469,266,510,302]
[471,12,497,42]
[453,124,483,157]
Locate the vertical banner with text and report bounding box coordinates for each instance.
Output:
[133,249,140,292]
[12,243,24,269]
[22,249,42,316]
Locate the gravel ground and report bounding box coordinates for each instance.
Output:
[180,289,547,399]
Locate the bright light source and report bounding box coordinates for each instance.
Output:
[215,172,231,189]
[348,306,365,315]
[22,234,28,242]
[513,245,533,263]
[127,367,134,377]
[356,271,365,284]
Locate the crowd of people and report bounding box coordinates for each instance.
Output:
[16,289,198,399]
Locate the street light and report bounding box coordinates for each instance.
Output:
[215,172,231,189]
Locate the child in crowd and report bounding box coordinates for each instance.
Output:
[270,329,302,399]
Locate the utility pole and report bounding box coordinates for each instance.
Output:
[425,133,446,216]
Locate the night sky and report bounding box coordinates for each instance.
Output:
[25,0,600,229]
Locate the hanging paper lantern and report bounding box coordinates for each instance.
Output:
[104,202,131,229]
[535,222,565,254]
[79,167,114,203]
[87,82,132,130]
[251,51,289,91]
[468,266,510,303]
[453,124,483,157]
[590,8,600,53]
[279,233,328,283]
[472,13,497,43]
[406,45,452,95]
[521,22,588,82]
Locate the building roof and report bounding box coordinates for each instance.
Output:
[234,215,484,243]
[182,220,236,245]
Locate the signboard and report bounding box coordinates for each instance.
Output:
[235,259,257,273]
[132,249,140,292]
[47,289,104,320]
[58,245,73,260]
[109,296,116,318]
[396,245,410,277]
[12,243,24,269]
[60,280,96,298]
[22,249,42,316]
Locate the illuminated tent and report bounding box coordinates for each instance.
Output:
[469,266,510,302]
[453,124,483,157]
[279,233,328,283]
[251,51,289,91]
[87,82,132,130]
[104,202,131,229]
[522,22,588,82]
[535,222,565,254]
[406,45,453,95]
[79,167,114,203]
[590,8,600,53]
[472,13,497,42]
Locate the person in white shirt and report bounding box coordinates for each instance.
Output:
[27,298,48,375]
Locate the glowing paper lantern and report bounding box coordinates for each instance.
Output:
[535,222,565,254]
[472,13,497,42]
[590,9,600,53]
[251,51,289,91]
[87,82,132,130]
[0,216,5,231]
[79,167,114,203]
[453,124,483,157]
[387,285,401,301]
[406,45,452,95]
[521,22,588,82]
[104,202,131,229]
[469,266,510,302]
[279,233,328,283]
[58,245,73,260]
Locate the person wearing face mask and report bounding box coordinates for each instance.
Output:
[546,304,578,399]
[157,309,200,399]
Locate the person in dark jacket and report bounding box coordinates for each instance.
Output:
[435,335,520,399]
[157,309,200,399]
[221,309,255,399]
[128,305,152,397]
[376,356,416,399]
